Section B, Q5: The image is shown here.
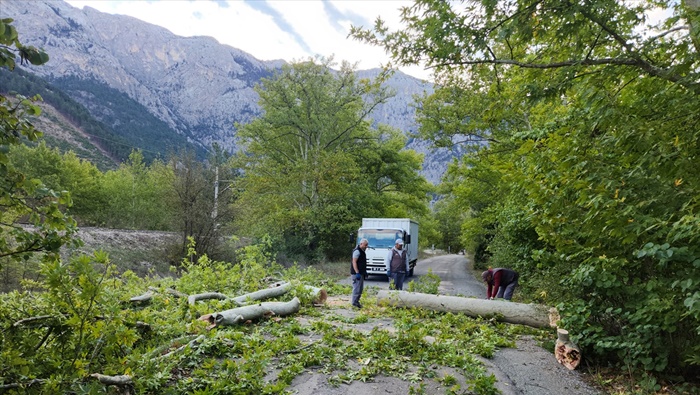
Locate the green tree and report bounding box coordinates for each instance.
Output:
[8,142,106,224]
[168,148,236,259]
[235,57,430,261]
[100,150,174,230]
[353,0,700,378]
[1,18,77,266]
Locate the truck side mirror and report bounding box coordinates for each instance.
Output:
[405,234,411,244]
[349,232,355,244]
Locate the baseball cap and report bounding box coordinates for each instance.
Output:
[395,239,404,245]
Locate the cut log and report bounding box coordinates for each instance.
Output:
[231,282,293,304]
[554,328,581,370]
[376,290,558,329]
[156,335,206,359]
[148,335,201,358]
[198,297,301,329]
[147,286,188,298]
[187,292,230,305]
[260,282,326,304]
[89,373,133,386]
[303,285,327,305]
[129,291,154,304]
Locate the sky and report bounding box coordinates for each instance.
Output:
[65,0,432,81]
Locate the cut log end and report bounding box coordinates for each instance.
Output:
[198,313,218,330]
[555,328,581,370]
[315,288,328,304]
[549,307,561,328]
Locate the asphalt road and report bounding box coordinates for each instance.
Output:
[302,253,601,395]
[414,254,600,395]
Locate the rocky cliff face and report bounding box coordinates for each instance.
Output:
[3,0,455,183]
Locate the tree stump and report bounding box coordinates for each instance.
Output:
[554,328,581,370]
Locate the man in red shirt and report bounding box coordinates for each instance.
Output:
[481,268,519,300]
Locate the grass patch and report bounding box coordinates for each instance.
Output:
[296,260,350,281]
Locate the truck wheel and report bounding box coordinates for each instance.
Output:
[409,268,414,277]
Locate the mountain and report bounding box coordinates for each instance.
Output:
[2,0,458,183]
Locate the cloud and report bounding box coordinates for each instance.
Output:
[322,0,369,33]
[243,0,312,54]
[63,0,431,80]
[211,0,229,8]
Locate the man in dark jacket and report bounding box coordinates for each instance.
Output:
[350,238,368,308]
[385,239,408,290]
[482,268,519,300]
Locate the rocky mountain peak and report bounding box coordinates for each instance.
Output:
[2,0,455,183]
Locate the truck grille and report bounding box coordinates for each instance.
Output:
[366,257,386,272]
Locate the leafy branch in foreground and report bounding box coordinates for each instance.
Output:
[1,18,78,268]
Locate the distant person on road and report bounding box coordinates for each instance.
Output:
[386,239,408,290]
[351,238,368,308]
[482,268,519,300]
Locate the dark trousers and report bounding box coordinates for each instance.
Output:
[351,275,364,305]
[496,273,519,300]
[390,272,406,290]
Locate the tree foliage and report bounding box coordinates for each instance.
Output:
[353,0,700,379]
[168,148,237,259]
[9,142,106,222]
[235,57,430,261]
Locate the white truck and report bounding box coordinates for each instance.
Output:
[356,218,419,278]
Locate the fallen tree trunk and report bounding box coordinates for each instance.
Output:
[129,291,154,304]
[376,290,559,329]
[188,292,230,305]
[198,297,301,329]
[89,373,133,386]
[231,282,293,304]
[129,287,188,305]
[186,282,325,308]
[187,282,294,306]
[155,287,188,298]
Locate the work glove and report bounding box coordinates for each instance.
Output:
[386,270,391,277]
[354,273,362,280]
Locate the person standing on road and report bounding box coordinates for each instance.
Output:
[385,239,408,290]
[351,238,368,308]
[482,268,519,300]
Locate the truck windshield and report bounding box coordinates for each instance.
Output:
[357,229,403,249]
